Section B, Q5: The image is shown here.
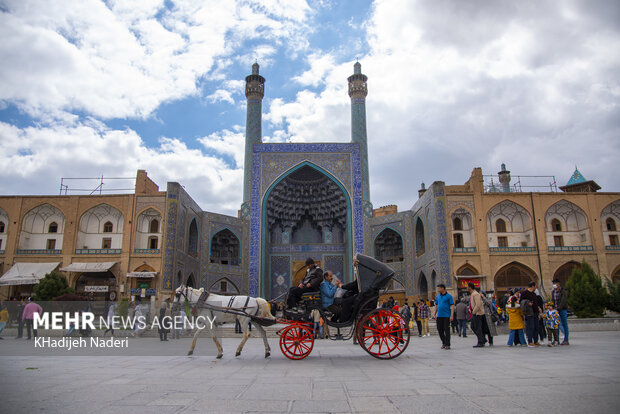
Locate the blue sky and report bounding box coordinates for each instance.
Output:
[0,0,618,215]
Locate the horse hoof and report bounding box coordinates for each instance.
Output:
[265,352,270,358]
[235,351,241,357]
[217,354,223,359]
[187,351,193,356]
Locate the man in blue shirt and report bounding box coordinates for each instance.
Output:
[320,271,338,309]
[434,283,455,350]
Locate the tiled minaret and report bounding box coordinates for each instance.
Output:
[348,62,372,217]
[241,63,265,219]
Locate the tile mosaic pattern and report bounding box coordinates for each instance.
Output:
[162,183,203,291]
[365,211,414,294]
[243,100,263,204]
[269,255,290,300]
[260,152,352,195]
[351,101,371,211]
[434,188,452,287]
[324,254,344,282]
[162,184,179,290]
[249,143,364,297]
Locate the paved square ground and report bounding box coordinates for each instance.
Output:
[1,331,619,413]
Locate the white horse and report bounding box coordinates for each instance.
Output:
[172,285,275,359]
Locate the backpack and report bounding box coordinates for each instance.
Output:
[521,299,534,317]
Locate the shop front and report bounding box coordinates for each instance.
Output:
[127,271,157,300]
[455,275,487,299]
[60,262,117,316]
[0,262,61,298]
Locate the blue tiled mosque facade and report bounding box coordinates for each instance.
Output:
[162,63,450,300]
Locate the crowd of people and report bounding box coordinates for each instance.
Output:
[408,278,571,350]
[0,297,43,340]
[372,277,571,351]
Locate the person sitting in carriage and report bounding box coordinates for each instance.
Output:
[287,257,323,310]
[320,269,361,323]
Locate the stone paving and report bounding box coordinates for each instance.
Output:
[1,331,619,413]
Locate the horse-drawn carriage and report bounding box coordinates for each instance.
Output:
[277,253,410,360]
[171,254,410,360]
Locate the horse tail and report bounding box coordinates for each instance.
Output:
[255,298,276,320]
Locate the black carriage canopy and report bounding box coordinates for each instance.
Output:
[354,253,395,293]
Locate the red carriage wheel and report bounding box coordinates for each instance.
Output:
[356,309,410,359]
[279,325,314,360]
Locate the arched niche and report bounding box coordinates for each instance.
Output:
[135,208,162,251]
[545,200,591,248]
[374,228,403,263]
[188,218,198,258]
[19,204,66,251]
[493,262,537,298]
[210,278,240,294]
[486,201,533,249]
[77,204,124,251]
[553,261,581,287]
[415,217,425,256]
[210,229,241,265]
[451,208,475,250]
[601,201,620,247]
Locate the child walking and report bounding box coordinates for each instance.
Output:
[506,296,526,347]
[544,302,560,347]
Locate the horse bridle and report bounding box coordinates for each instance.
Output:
[171,286,190,311]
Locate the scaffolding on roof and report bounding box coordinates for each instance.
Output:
[59,176,135,195]
[483,174,558,193]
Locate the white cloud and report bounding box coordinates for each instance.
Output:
[0,121,244,214]
[292,52,337,87]
[0,0,618,218]
[206,89,235,105]
[263,0,620,210]
[199,128,245,168]
[0,0,313,120]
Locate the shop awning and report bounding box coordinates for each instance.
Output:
[0,262,61,285]
[126,272,157,278]
[59,262,116,273]
[454,275,487,278]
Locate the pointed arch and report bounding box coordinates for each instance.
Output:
[19,203,66,251]
[78,203,124,233]
[451,207,475,250]
[76,204,123,251]
[545,200,591,248]
[601,201,620,247]
[135,208,162,251]
[210,277,240,294]
[261,160,353,297]
[210,228,241,265]
[553,261,581,287]
[486,200,532,232]
[418,271,428,298]
[374,227,404,263]
[186,273,196,288]
[486,200,533,249]
[415,217,425,256]
[612,265,620,284]
[187,218,198,258]
[0,206,8,234]
[456,264,479,275]
[545,200,589,232]
[493,262,537,297]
